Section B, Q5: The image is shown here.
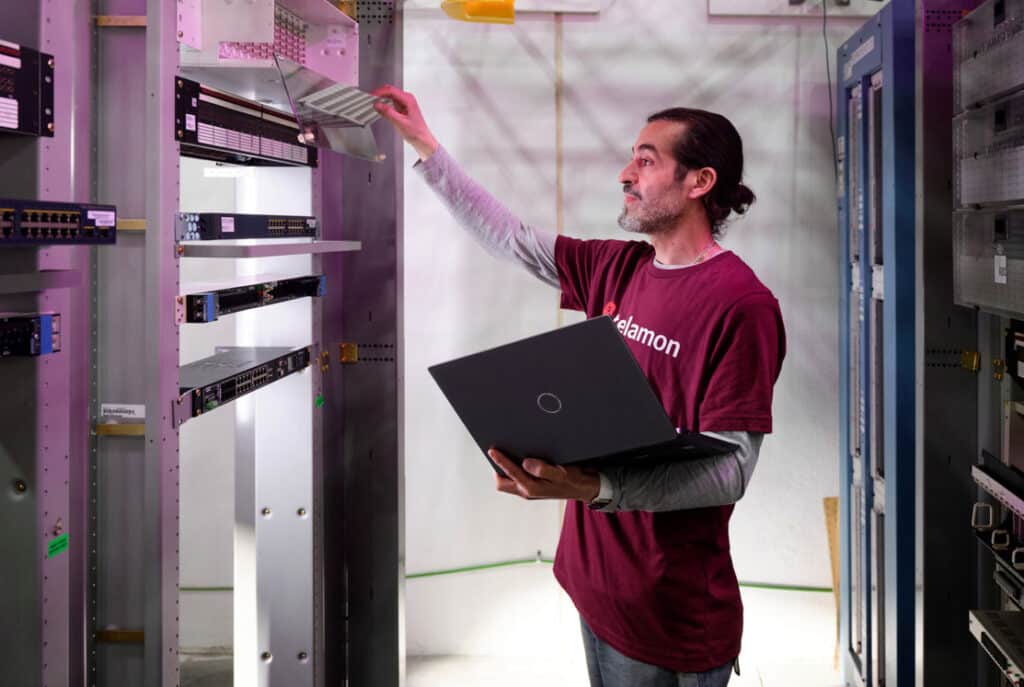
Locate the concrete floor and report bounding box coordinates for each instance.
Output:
[180,588,841,687]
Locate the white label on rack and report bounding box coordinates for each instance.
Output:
[0,96,18,129]
[995,254,1008,284]
[88,210,116,227]
[221,216,235,233]
[0,54,20,69]
[185,113,197,131]
[845,36,875,81]
[101,403,146,420]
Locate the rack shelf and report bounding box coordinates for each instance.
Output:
[180,240,359,259]
[0,270,81,295]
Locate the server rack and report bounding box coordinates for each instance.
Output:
[955,1,1024,685]
[0,4,102,687]
[837,1,982,685]
[2,0,404,686]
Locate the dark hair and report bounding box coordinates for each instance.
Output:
[647,107,755,236]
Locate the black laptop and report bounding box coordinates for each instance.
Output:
[428,316,738,472]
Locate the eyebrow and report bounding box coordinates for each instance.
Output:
[631,143,660,158]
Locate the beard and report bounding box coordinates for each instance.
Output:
[617,189,686,235]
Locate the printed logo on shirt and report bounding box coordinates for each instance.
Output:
[603,301,617,316]
[612,313,681,359]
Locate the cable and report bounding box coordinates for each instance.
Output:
[823,0,839,190]
[405,557,834,593]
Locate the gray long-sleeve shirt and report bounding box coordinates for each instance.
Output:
[415,145,763,512]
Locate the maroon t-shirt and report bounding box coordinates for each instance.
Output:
[552,235,786,673]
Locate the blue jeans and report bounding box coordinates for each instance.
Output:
[580,618,734,687]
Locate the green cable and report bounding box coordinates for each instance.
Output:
[406,558,833,593]
[181,564,833,595]
[406,557,555,579]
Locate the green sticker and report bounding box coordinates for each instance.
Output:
[315,394,325,408]
[47,532,69,558]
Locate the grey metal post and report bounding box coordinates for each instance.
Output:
[322,1,405,685]
[143,1,181,686]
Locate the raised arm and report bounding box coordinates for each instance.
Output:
[374,85,559,287]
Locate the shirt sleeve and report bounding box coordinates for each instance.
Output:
[555,235,639,314]
[698,292,786,433]
[592,430,763,512]
[414,146,560,287]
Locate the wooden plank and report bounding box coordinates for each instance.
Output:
[95,15,147,27]
[95,629,144,644]
[96,423,145,437]
[116,218,146,232]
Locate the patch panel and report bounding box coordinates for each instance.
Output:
[0,198,117,245]
[174,76,317,167]
[0,313,60,357]
[176,212,318,241]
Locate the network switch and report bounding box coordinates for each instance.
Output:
[0,198,117,245]
[0,313,60,357]
[0,40,54,137]
[176,212,318,241]
[179,346,311,417]
[174,76,317,167]
[970,610,1024,686]
[181,275,325,323]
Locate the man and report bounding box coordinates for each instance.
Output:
[373,85,786,687]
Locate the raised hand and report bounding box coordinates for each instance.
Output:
[372,84,440,161]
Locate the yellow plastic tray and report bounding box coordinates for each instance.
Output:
[441,0,515,24]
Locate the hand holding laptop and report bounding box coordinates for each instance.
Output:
[488,448,601,502]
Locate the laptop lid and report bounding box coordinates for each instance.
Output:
[428,316,680,466]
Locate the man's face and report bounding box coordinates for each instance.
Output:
[617,120,690,235]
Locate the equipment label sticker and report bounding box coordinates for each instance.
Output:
[0,96,18,129]
[221,216,235,233]
[88,210,116,227]
[0,40,21,70]
[996,255,1008,284]
[185,113,197,131]
[47,533,69,559]
[100,403,145,420]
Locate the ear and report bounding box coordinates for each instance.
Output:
[687,167,717,201]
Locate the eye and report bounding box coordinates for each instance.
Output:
[638,158,653,167]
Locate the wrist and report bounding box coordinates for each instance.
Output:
[580,473,601,503]
[411,136,439,162]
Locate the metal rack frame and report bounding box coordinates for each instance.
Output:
[837,1,981,685]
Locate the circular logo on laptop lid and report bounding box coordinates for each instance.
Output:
[537,392,563,414]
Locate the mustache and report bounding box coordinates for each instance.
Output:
[622,185,641,200]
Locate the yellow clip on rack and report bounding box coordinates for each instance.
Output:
[441,0,514,24]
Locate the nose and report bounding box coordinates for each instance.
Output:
[619,160,637,186]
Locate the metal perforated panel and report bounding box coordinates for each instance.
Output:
[955,210,1024,317]
[956,92,1024,206]
[955,0,1024,109]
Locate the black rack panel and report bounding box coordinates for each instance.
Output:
[0,312,60,357]
[176,211,318,241]
[183,275,325,323]
[174,76,317,167]
[0,40,54,137]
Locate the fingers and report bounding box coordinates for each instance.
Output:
[522,458,567,482]
[488,449,533,485]
[373,100,409,125]
[371,84,414,113]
